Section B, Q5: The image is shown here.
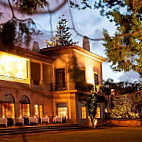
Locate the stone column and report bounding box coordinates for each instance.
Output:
[15,102,20,117]
[70,93,77,123]
[0,102,2,117]
[40,63,43,86]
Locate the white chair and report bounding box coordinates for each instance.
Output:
[29,117,38,124]
[15,117,24,125]
[0,118,7,126]
[53,116,62,123]
[41,116,49,124]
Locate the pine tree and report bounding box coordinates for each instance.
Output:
[45,17,78,47]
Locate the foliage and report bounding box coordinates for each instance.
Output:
[70,0,142,77]
[87,91,106,125]
[68,54,82,82]
[14,0,49,15]
[100,0,142,76]
[111,93,142,119]
[45,17,78,47]
[102,78,142,95]
[87,92,97,125]
[0,18,40,50]
[0,0,48,49]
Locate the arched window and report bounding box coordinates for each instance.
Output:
[2,94,15,118]
[19,95,30,118]
[19,95,30,104]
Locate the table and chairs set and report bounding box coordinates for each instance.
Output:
[0,116,66,126]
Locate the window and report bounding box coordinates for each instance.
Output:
[19,95,30,118]
[34,104,39,116]
[81,106,87,119]
[55,69,65,90]
[57,103,67,118]
[79,70,85,82]
[2,94,15,118]
[2,103,15,118]
[95,107,101,118]
[20,104,30,117]
[34,104,43,118]
[0,51,29,83]
[31,62,40,85]
[94,73,99,85]
[58,107,67,118]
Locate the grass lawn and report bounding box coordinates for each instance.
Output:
[0,127,142,142]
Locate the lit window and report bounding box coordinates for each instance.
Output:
[2,103,15,118]
[39,105,43,118]
[0,51,29,83]
[19,95,30,118]
[81,106,87,119]
[2,94,15,118]
[95,107,101,118]
[20,104,30,118]
[34,104,43,118]
[58,107,67,118]
[35,104,39,116]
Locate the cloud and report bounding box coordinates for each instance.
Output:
[119,70,142,82]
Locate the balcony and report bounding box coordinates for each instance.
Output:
[51,81,94,92]
[51,82,67,91]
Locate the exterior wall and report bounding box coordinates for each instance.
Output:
[74,51,103,85]
[0,86,53,119]
[52,49,103,87]
[0,47,105,126]
[0,52,53,121]
[52,91,91,125]
[52,91,77,123]
[51,49,104,124]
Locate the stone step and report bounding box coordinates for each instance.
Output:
[0,124,88,136]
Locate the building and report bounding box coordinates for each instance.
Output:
[0,38,106,126]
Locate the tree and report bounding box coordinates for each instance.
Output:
[98,0,142,77]
[1,0,142,77]
[111,93,141,119]
[45,17,78,47]
[70,0,142,77]
[0,0,66,49]
[87,90,106,126]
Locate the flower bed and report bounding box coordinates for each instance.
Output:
[110,119,142,127]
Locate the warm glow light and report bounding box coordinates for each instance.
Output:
[82,106,87,119]
[94,119,97,126]
[58,107,68,118]
[0,51,29,83]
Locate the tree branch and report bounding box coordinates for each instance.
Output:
[0,0,67,15]
[7,0,15,18]
[67,2,104,41]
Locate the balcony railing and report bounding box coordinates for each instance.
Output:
[51,82,67,91]
[51,81,94,92]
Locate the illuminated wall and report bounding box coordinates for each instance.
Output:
[0,52,29,84]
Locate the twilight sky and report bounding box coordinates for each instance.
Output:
[0,0,141,82]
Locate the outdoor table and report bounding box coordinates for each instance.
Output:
[15,117,24,125]
[41,116,49,124]
[53,116,62,123]
[0,118,7,126]
[29,117,38,124]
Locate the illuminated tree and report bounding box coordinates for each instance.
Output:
[111,94,141,119]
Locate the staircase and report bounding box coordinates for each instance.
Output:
[0,124,90,136]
